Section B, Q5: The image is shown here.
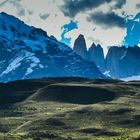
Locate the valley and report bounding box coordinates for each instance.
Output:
[0,78,140,140]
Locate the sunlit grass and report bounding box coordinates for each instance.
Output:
[0,78,139,139]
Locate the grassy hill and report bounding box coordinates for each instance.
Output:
[0,78,140,140]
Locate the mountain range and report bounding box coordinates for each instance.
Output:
[73,35,140,79]
[0,12,140,82]
[0,12,104,82]
[0,12,139,139]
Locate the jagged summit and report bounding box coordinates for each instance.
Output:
[88,43,105,73]
[89,42,96,48]
[78,34,85,38]
[73,35,140,79]
[97,44,102,48]
[0,12,139,81]
[73,34,88,60]
[0,12,32,36]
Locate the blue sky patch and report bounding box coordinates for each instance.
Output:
[60,20,78,46]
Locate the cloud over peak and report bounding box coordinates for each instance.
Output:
[61,0,126,17]
[87,11,126,28]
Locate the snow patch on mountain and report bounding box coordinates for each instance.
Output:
[103,71,111,77]
[120,50,127,60]
[0,56,23,76]
[121,75,140,81]
[39,64,44,68]
[24,52,40,76]
[0,12,104,82]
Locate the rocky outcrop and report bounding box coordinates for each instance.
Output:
[73,33,140,79]
[105,46,140,78]
[73,34,88,60]
[88,43,105,73]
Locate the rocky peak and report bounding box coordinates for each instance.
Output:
[88,43,105,72]
[73,34,88,60]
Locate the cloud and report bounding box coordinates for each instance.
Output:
[0,0,8,7]
[87,11,126,28]
[0,0,26,16]
[0,0,138,53]
[17,8,25,16]
[9,0,25,16]
[60,0,126,18]
[113,0,126,9]
[28,9,33,15]
[136,3,140,9]
[88,37,102,45]
[39,13,50,20]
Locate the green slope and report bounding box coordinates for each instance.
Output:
[0,78,140,140]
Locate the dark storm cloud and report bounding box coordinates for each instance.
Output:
[136,3,140,9]
[61,0,112,17]
[61,0,126,17]
[39,13,50,20]
[87,11,126,28]
[113,0,126,9]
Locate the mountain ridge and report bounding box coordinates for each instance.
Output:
[0,12,139,82]
[73,34,140,79]
[0,12,104,82]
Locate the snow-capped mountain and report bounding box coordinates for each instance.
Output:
[0,12,104,82]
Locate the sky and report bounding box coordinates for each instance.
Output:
[0,0,140,54]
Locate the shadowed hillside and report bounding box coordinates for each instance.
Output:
[29,84,116,104]
[0,78,140,140]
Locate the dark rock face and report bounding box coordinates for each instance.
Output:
[124,13,140,46]
[105,46,140,78]
[72,33,140,79]
[73,35,105,73]
[29,28,47,40]
[88,43,105,73]
[73,34,88,60]
[0,12,104,82]
[105,46,126,78]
